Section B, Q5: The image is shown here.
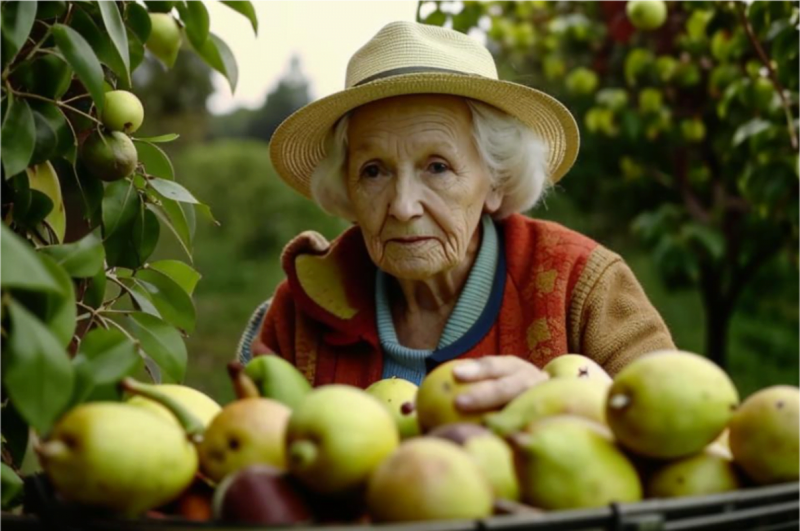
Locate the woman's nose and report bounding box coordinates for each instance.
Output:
[388,172,424,222]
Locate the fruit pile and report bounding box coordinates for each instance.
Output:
[35,350,799,524]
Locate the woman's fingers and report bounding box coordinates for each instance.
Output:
[452,355,524,382]
[455,374,531,412]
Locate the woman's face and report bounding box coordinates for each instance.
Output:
[345,94,501,280]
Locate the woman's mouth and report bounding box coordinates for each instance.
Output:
[388,236,433,244]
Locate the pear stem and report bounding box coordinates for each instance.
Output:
[288,440,318,470]
[34,440,70,461]
[227,361,261,400]
[120,377,205,443]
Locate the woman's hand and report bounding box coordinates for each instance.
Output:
[452,355,549,412]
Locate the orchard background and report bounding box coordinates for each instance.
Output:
[0,0,798,508]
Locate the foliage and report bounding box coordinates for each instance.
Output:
[0,0,257,503]
[419,0,799,367]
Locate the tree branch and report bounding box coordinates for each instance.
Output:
[736,2,798,150]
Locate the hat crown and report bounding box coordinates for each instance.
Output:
[345,21,499,88]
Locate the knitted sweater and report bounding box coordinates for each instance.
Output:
[239,214,675,387]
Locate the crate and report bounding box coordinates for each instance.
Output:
[2,482,797,531]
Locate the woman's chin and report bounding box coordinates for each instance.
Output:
[381,260,450,281]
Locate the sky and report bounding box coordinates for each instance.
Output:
[204,1,421,115]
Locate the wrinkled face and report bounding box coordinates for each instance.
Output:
[346,95,501,280]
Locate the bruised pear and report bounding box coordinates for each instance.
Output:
[512,416,642,510]
[544,354,612,384]
[367,438,493,522]
[286,385,399,494]
[81,131,137,182]
[37,402,197,516]
[212,465,313,524]
[101,90,144,133]
[729,385,799,485]
[429,423,519,501]
[485,378,608,436]
[606,350,739,459]
[366,377,420,439]
[127,384,221,429]
[199,398,291,482]
[416,360,485,431]
[646,445,741,498]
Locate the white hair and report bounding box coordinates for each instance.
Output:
[309,98,551,221]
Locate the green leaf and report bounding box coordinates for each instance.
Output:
[1,97,35,177]
[133,133,180,143]
[0,224,60,292]
[29,110,58,166]
[127,26,146,73]
[125,2,152,43]
[134,140,174,180]
[146,200,193,259]
[148,177,200,204]
[39,231,105,278]
[195,33,238,92]
[177,0,209,49]
[14,54,73,100]
[52,24,105,113]
[121,277,161,317]
[733,118,773,146]
[53,158,103,225]
[1,0,37,58]
[105,202,159,269]
[69,8,131,90]
[29,102,75,160]
[74,328,140,385]
[1,463,24,510]
[84,265,107,309]
[122,312,187,383]
[4,300,74,434]
[102,180,140,238]
[220,1,258,34]
[132,269,195,333]
[2,402,29,468]
[149,260,201,295]
[97,0,131,87]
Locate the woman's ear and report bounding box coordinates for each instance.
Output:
[484,185,503,214]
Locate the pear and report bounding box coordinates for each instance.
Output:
[244,355,311,410]
[366,438,493,522]
[646,444,741,498]
[626,0,668,31]
[212,465,313,524]
[543,354,612,384]
[36,402,197,516]
[366,377,420,439]
[198,398,291,483]
[146,14,181,68]
[81,130,138,182]
[101,90,144,134]
[485,377,609,436]
[429,423,519,501]
[729,385,799,485]
[512,415,642,510]
[286,385,399,494]
[416,360,486,431]
[606,350,739,459]
[127,384,221,429]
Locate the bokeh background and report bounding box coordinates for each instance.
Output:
[134,1,799,404]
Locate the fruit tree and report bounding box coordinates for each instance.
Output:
[0,0,258,508]
[418,1,799,368]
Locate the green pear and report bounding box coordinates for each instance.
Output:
[429,423,519,501]
[626,0,668,31]
[512,415,642,510]
[146,14,181,68]
[606,350,739,459]
[101,90,144,134]
[416,360,486,431]
[646,444,741,498]
[37,402,197,516]
[244,355,312,410]
[366,377,420,439]
[366,438,493,522]
[81,131,138,182]
[485,377,609,436]
[543,354,612,383]
[127,384,221,429]
[729,385,799,485]
[199,398,291,483]
[286,385,399,494]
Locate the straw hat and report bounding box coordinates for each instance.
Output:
[270,21,580,199]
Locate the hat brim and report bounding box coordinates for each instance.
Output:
[269,72,580,199]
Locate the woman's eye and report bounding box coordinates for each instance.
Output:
[361,164,381,178]
[428,162,449,174]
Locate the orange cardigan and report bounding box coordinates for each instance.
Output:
[248,214,675,387]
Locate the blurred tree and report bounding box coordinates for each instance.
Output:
[419,1,799,368]
[209,55,312,142]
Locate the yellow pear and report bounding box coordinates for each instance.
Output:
[646,444,741,498]
[366,377,420,439]
[416,360,485,431]
[127,384,221,429]
[37,402,197,516]
[543,354,612,384]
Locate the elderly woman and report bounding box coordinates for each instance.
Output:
[238,21,674,413]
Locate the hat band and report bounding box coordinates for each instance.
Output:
[354,66,478,87]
